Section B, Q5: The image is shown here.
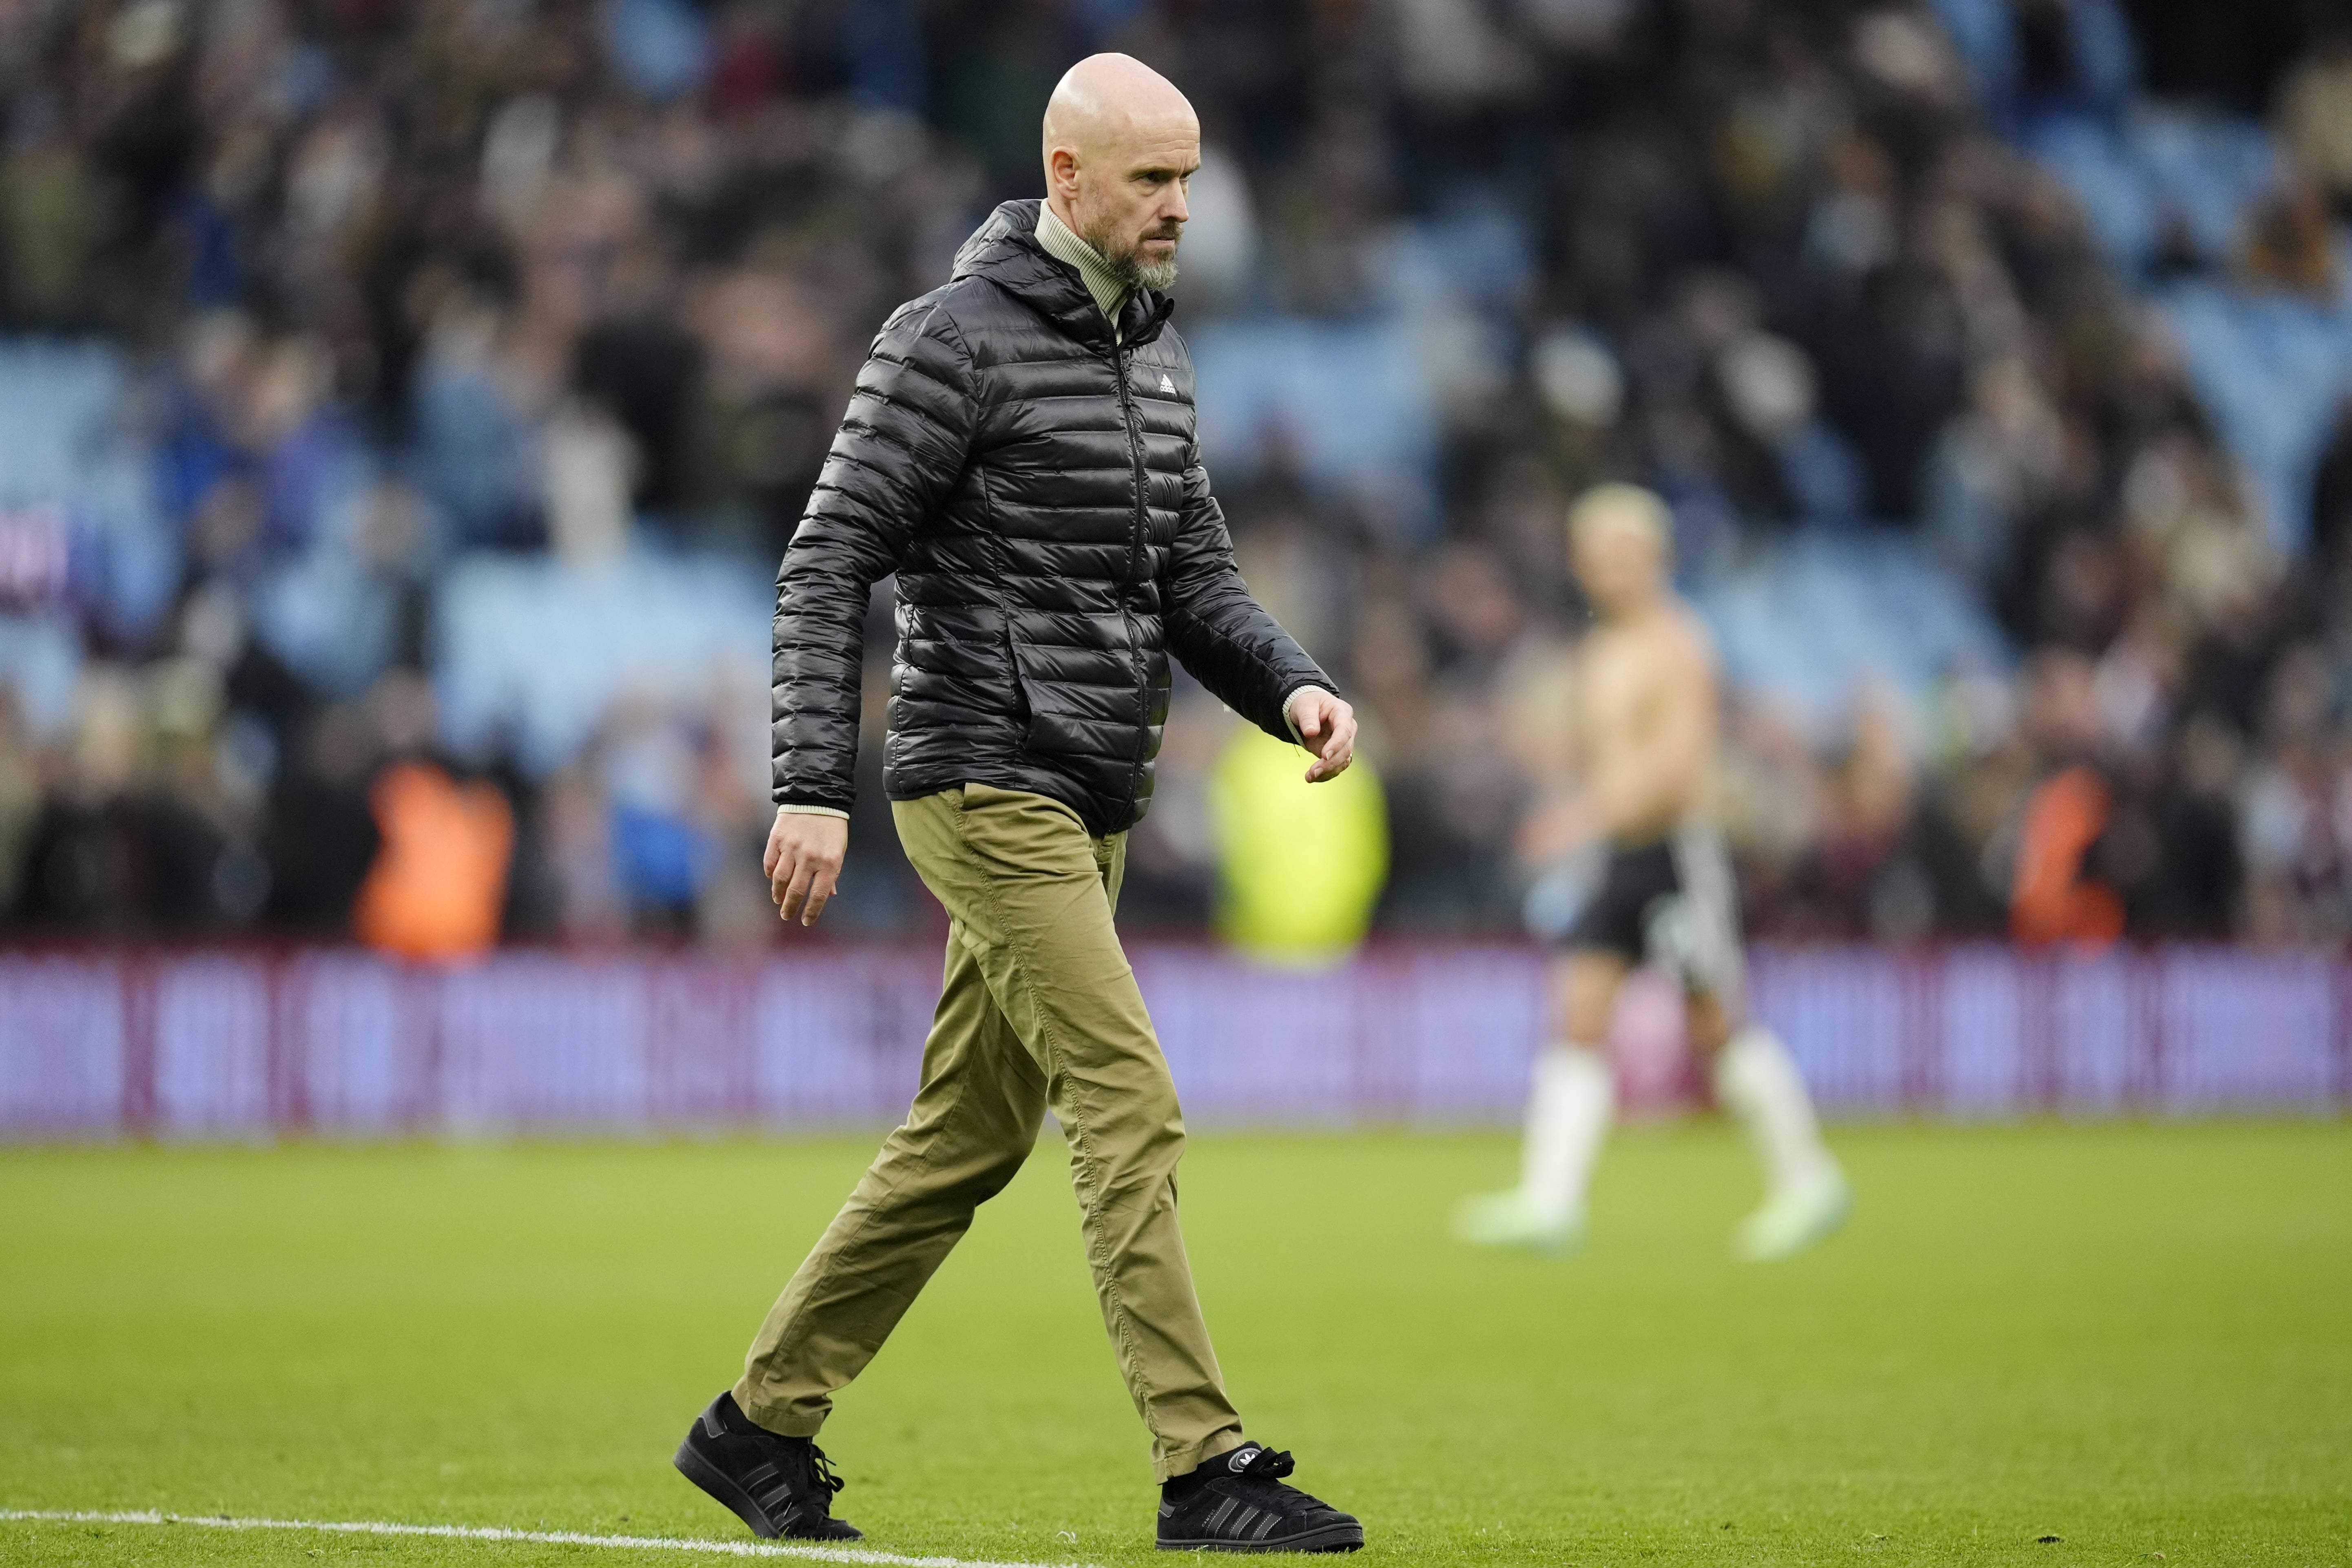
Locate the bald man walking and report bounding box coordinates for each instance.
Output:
[671,55,1365,1555]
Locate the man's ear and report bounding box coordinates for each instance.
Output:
[1048,146,1080,197]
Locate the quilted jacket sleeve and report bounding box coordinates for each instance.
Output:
[772,301,977,812]
[1163,458,1335,742]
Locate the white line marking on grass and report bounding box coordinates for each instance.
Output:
[0,1508,1093,1568]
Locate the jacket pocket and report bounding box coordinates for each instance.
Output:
[1008,632,1136,757]
[1003,620,1033,731]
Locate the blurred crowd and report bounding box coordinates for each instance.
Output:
[1,0,2350,953]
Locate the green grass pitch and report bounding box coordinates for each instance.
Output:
[2,1121,2347,1566]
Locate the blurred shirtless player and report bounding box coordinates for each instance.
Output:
[1455,484,1850,1260]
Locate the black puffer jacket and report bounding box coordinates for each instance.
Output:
[771,199,1333,837]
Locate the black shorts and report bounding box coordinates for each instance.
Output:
[1566,824,1744,999]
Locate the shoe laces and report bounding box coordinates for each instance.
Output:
[805,1443,846,1502]
[1225,1446,1338,1515]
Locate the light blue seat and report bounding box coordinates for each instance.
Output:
[1699,530,2012,742]
[434,545,772,776]
[2161,278,2352,553]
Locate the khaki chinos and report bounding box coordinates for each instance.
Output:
[733,782,1246,1481]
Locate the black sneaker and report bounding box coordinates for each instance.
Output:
[1156,1443,1362,1553]
[673,1391,861,1541]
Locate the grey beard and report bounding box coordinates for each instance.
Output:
[1087,221,1180,292]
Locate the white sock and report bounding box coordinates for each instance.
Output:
[1518,1045,1614,1226]
[1713,1024,1838,1197]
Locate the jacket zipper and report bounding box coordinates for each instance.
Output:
[1112,336,1150,803]
[1114,340,1148,582]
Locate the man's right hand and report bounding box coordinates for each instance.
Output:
[764,808,849,926]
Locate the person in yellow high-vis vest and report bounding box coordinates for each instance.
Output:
[1209,722,1386,968]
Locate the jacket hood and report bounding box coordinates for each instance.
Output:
[951,199,1174,350]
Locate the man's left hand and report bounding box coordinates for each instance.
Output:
[1291,689,1358,783]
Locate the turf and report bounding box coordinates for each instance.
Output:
[1,1121,2346,1567]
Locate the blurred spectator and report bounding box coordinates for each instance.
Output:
[2238,644,2352,942]
[1923,352,2066,592]
[2237,177,2341,300]
[350,671,513,962]
[264,701,379,935]
[2276,23,2352,215]
[1208,725,1387,968]
[2009,650,2126,945]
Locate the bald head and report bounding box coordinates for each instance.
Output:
[1042,53,1199,292]
[1043,53,1195,155]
